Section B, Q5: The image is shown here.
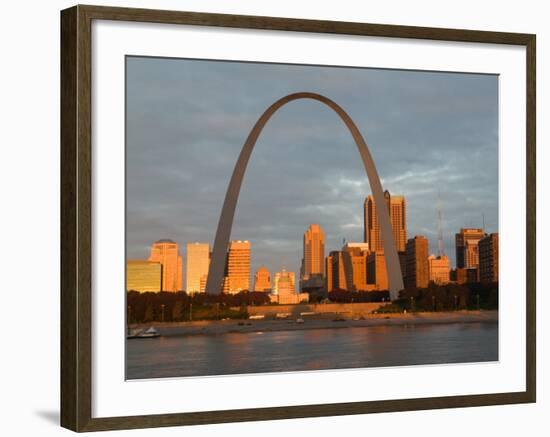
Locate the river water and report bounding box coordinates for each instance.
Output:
[126,322,498,379]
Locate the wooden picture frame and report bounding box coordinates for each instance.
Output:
[60,4,536,432]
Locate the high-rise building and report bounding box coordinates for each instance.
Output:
[185,242,210,294]
[342,242,369,291]
[479,233,499,283]
[301,224,325,281]
[428,255,450,285]
[366,251,388,291]
[126,260,162,292]
[405,236,429,289]
[326,251,346,291]
[326,243,370,292]
[455,228,486,269]
[253,266,271,292]
[364,190,407,252]
[148,239,182,292]
[222,240,250,293]
[325,253,333,291]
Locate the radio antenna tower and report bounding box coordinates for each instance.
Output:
[437,192,445,257]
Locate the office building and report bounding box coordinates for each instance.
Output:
[301,224,325,281]
[479,232,499,282]
[455,228,486,269]
[405,236,429,289]
[148,239,182,292]
[126,260,162,292]
[222,240,251,293]
[364,190,407,252]
[367,251,388,291]
[326,251,346,292]
[253,266,271,292]
[342,242,369,291]
[428,255,450,285]
[185,242,210,294]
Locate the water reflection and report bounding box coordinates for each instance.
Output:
[126,322,498,380]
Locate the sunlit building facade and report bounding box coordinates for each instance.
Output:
[126,260,162,292]
[364,191,407,252]
[148,239,182,292]
[366,251,388,291]
[428,255,450,284]
[479,233,499,283]
[405,236,429,289]
[222,240,251,293]
[271,269,308,304]
[455,228,486,269]
[273,270,295,294]
[301,224,325,281]
[253,265,271,292]
[326,251,346,292]
[341,242,369,291]
[186,242,210,294]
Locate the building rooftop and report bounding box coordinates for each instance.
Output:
[155,238,176,243]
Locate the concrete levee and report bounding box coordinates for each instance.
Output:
[246,302,386,319]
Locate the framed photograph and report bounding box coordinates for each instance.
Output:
[60,4,536,432]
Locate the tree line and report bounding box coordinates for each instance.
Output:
[127,282,498,323]
[388,281,498,312]
[126,290,271,323]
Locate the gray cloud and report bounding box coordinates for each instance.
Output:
[126,57,498,283]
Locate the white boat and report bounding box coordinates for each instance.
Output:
[140,327,160,338]
[127,326,160,339]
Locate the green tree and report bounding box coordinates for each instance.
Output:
[172,301,183,321]
[144,304,153,322]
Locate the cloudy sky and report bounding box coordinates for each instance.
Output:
[126,56,498,284]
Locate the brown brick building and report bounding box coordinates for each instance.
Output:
[405,236,429,289]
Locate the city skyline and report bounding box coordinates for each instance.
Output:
[128,222,496,293]
[126,57,498,279]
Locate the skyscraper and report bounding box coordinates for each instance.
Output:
[341,242,369,291]
[222,240,250,293]
[126,260,162,292]
[148,239,182,292]
[301,224,325,281]
[455,228,486,269]
[326,251,346,292]
[185,242,210,294]
[366,251,388,291]
[405,236,429,289]
[479,233,499,283]
[253,266,271,292]
[364,190,407,252]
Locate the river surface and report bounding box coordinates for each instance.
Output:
[126,322,498,379]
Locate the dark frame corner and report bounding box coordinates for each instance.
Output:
[61,4,536,432]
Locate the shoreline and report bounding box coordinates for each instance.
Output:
[129,310,498,337]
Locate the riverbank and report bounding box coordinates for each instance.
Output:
[129,310,498,337]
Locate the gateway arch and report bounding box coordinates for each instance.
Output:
[205,92,404,300]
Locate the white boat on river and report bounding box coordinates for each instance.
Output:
[127,326,161,339]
